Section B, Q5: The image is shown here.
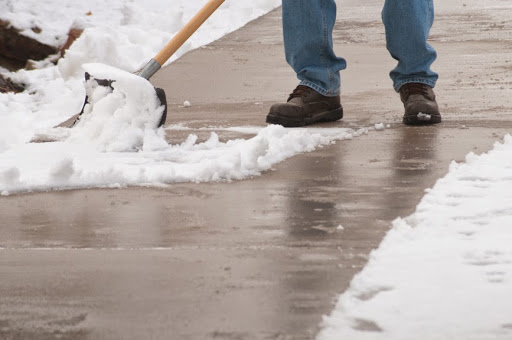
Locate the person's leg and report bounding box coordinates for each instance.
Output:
[382,0,438,91]
[282,0,346,97]
[382,0,441,125]
[266,0,345,127]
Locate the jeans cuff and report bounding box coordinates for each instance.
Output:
[394,79,437,92]
[299,80,340,97]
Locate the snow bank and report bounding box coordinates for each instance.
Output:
[0,126,362,194]
[317,135,512,340]
[0,0,280,50]
[0,0,281,147]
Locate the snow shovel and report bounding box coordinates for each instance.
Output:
[68,0,225,128]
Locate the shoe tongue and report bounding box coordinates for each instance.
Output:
[288,85,309,100]
[406,84,427,95]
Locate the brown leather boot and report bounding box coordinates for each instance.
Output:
[266,85,343,127]
[399,83,441,125]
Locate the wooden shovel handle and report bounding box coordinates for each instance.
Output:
[154,0,225,65]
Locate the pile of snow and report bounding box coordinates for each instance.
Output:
[0,0,280,51]
[65,63,166,152]
[317,135,512,340]
[0,125,366,194]
[0,0,281,147]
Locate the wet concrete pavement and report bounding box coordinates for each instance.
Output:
[2,0,512,339]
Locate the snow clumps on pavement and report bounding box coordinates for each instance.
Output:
[0,125,359,193]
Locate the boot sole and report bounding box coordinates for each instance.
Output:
[266,107,343,127]
[403,112,442,125]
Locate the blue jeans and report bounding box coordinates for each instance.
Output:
[282,0,438,95]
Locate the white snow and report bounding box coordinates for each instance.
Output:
[417,112,432,121]
[66,63,166,152]
[0,124,358,193]
[317,135,512,340]
[0,0,281,51]
[374,123,385,131]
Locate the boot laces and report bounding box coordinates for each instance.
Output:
[401,83,431,100]
[288,85,311,101]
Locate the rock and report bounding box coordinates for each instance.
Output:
[0,20,83,87]
[0,19,58,66]
[0,73,24,93]
[24,26,83,70]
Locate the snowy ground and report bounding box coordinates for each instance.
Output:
[1,1,512,339]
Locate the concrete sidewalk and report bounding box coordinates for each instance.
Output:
[2,1,512,339]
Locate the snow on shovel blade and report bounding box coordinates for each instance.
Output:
[69,71,167,129]
[31,63,168,144]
